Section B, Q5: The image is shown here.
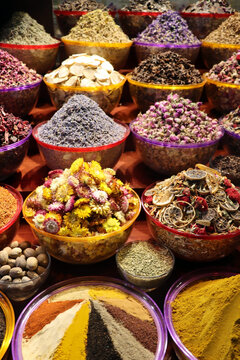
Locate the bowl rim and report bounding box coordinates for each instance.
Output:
[180,11,233,18]
[203,74,240,88]
[164,268,238,360]
[223,127,240,140]
[118,9,163,16]
[0,41,60,50]
[12,275,168,360]
[130,119,224,149]
[201,40,240,49]
[23,189,141,243]
[134,40,201,48]
[61,37,133,48]
[116,239,175,280]
[0,127,32,152]
[54,9,116,16]
[0,77,42,92]
[32,120,130,152]
[127,73,206,90]
[0,289,15,359]
[43,76,126,92]
[141,181,240,240]
[0,184,23,234]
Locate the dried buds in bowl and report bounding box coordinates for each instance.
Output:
[206,51,240,84]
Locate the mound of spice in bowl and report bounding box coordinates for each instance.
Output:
[0,187,17,230]
[222,106,240,133]
[58,0,106,11]
[183,0,234,14]
[204,12,240,44]
[121,0,172,12]
[206,51,240,84]
[0,12,59,45]
[211,155,240,185]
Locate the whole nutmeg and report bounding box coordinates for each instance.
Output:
[9,247,22,259]
[7,259,16,268]
[10,241,19,248]
[36,266,46,275]
[9,267,23,279]
[13,278,22,283]
[1,275,12,282]
[19,241,31,250]
[26,257,38,271]
[27,271,38,279]
[0,265,11,277]
[22,276,31,282]
[15,256,27,269]
[4,247,12,255]
[0,250,8,265]
[37,253,48,267]
[35,246,46,256]
[23,248,36,258]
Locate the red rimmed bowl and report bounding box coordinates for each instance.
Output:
[0,79,42,117]
[33,120,130,170]
[0,128,32,180]
[0,185,23,247]
[142,183,240,262]
[164,269,238,359]
[0,42,60,74]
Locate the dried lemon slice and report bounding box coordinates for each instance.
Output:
[162,205,182,226]
[152,191,174,207]
[220,199,239,212]
[185,169,206,181]
[206,173,219,194]
[196,164,221,176]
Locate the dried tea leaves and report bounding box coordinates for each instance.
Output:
[58,0,106,12]
[122,0,172,12]
[204,12,240,44]
[183,0,234,14]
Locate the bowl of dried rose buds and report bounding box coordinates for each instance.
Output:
[43,53,126,114]
[23,158,141,264]
[130,94,224,175]
[142,165,240,262]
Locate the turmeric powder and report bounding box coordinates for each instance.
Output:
[171,274,240,360]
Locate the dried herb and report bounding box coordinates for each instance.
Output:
[183,0,234,14]
[122,0,172,12]
[204,12,240,44]
[58,0,106,12]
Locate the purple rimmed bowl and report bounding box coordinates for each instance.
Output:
[134,41,201,64]
[223,128,240,156]
[130,121,224,175]
[0,129,32,180]
[12,276,168,360]
[164,269,237,359]
[0,79,42,117]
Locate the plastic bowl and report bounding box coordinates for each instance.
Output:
[0,129,32,181]
[54,10,117,36]
[118,10,162,39]
[222,128,240,155]
[201,41,240,69]
[164,269,237,360]
[134,42,201,64]
[180,12,232,39]
[32,121,129,170]
[0,42,60,74]
[23,191,141,264]
[142,184,240,262]
[204,75,240,113]
[0,185,23,248]
[116,240,175,292]
[0,251,51,302]
[61,37,132,70]
[43,76,125,114]
[12,276,168,360]
[0,79,42,117]
[127,75,205,113]
[130,121,223,176]
[0,290,15,360]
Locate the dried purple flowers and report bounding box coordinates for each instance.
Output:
[0,106,31,147]
[135,11,200,45]
[183,0,234,14]
[222,106,240,134]
[206,52,240,84]
[131,52,203,85]
[131,94,222,144]
[0,49,41,89]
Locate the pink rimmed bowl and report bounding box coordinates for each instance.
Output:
[142,183,240,262]
[33,120,130,170]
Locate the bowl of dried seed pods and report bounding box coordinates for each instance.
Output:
[142,165,240,262]
[43,53,126,114]
[0,241,51,301]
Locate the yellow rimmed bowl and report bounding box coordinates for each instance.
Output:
[127,74,206,113]
[134,41,201,64]
[0,41,60,74]
[23,190,141,264]
[43,76,126,114]
[201,41,240,69]
[0,291,14,360]
[61,37,132,70]
[204,75,240,113]
[180,12,233,39]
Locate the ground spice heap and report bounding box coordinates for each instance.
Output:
[22,285,158,360]
[143,164,240,235]
[171,274,240,360]
[0,106,31,147]
[38,95,126,147]
[0,49,41,89]
[0,308,6,348]
[183,0,234,13]
[122,0,172,12]
[58,0,106,11]
[132,94,222,144]
[135,10,200,45]
[0,187,17,229]
[131,52,202,85]
[204,12,240,44]
[206,52,240,84]
[0,12,58,45]
[63,10,130,43]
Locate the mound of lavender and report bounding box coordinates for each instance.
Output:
[37,95,126,147]
[131,94,222,144]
